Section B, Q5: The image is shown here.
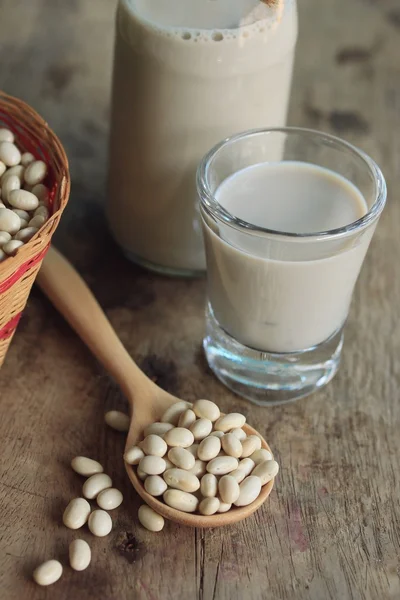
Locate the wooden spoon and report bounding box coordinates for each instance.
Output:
[36,247,274,528]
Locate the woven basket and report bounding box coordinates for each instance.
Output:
[0,90,70,366]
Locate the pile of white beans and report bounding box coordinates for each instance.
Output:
[120,399,279,532]
[0,127,50,260]
[32,456,124,586]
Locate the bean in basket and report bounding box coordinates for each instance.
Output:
[0,127,50,257]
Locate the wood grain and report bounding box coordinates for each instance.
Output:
[0,0,399,598]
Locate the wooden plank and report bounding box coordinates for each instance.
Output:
[0,0,399,598]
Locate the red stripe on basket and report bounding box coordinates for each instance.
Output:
[0,243,50,295]
[0,312,22,341]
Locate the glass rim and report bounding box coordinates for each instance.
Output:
[197,126,387,242]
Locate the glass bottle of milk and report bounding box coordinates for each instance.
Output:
[108,0,298,276]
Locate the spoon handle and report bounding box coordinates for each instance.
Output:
[36,246,149,398]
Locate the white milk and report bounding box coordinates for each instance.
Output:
[203,161,373,353]
[108,0,298,273]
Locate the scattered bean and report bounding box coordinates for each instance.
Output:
[88,509,112,537]
[104,410,130,432]
[33,560,62,586]
[164,427,194,448]
[97,487,123,510]
[200,473,218,498]
[138,505,165,531]
[190,418,213,441]
[161,401,193,425]
[252,460,279,485]
[139,455,166,476]
[144,474,168,496]
[234,476,262,507]
[124,445,145,465]
[163,489,199,513]
[192,399,220,422]
[241,435,262,458]
[178,408,197,428]
[218,475,240,504]
[199,497,220,516]
[250,449,273,465]
[143,422,174,437]
[141,434,168,457]
[221,433,242,458]
[24,159,47,185]
[63,498,91,529]
[163,468,200,493]
[71,456,103,476]
[206,456,238,476]
[82,473,112,499]
[69,539,91,571]
[214,413,246,432]
[197,435,221,462]
[168,447,195,470]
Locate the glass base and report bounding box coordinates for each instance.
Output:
[204,304,343,406]
[121,248,205,278]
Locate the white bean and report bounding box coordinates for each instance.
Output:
[200,473,218,498]
[69,539,91,571]
[137,468,148,481]
[63,497,91,529]
[221,433,243,458]
[82,473,112,499]
[32,186,50,205]
[138,505,164,531]
[250,449,273,465]
[199,497,220,515]
[21,152,35,166]
[252,460,279,485]
[24,159,47,185]
[0,231,11,246]
[12,208,29,220]
[141,434,167,457]
[206,456,238,476]
[71,456,103,476]
[14,227,38,242]
[0,249,5,262]
[192,399,220,422]
[163,468,200,493]
[139,455,166,475]
[230,458,255,483]
[217,501,232,513]
[2,174,20,202]
[190,418,213,441]
[0,161,5,177]
[88,509,112,537]
[161,401,192,425]
[168,446,195,470]
[164,427,194,448]
[214,413,246,432]
[197,435,221,462]
[104,410,130,432]
[29,214,47,228]
[0,129,14,143]
[189,459,207,478]
[241,435,262,458]
[163,489,199,513]
[234,476,262,507]
[8,188,39,210]
[3,239,24,255]
[231,428,247,441]
[186,443,199,457]
[178,408,197,428]
[144,475,168,496]
[218,475,240,504]
[97,487,123,509]
[0,141,21,166]
[2,164,24,183]
[33,560,62,586]
[143,422,174,437]
[209,430,224,439]
[124,445,144,465]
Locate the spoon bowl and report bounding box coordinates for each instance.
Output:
[37,247,275,528]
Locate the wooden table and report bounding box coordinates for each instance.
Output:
[0,1,399,598]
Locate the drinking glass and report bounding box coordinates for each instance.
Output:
[197,127,387,405]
